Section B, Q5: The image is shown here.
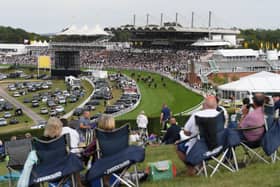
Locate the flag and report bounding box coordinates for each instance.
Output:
[38,56,51,69]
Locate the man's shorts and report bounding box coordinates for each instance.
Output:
[177,142,189,154]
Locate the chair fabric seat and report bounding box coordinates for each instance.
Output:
[262,121,280,155]
[186,129,241,166]
[29,152,83,185]
[86,145,145,181]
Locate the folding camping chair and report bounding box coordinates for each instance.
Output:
[237,125,270,165]
[186,112,239,177]
[29,134,83,187]
[4,138,32,187]
[86,124,145,187]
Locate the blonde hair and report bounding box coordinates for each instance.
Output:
[44,117,63,138]
[98,115,115,131]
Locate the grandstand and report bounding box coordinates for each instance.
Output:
[105,24,240,49]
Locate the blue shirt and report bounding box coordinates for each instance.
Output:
[161,107,171,121]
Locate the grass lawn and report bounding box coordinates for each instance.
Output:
[117,70,203,120]
[0,145,279,187]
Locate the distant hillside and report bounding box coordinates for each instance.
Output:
[0,26,49,43]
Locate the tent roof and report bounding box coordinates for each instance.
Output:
[214,49,259,57]
[56,25,109,36]
[218,71,280,93]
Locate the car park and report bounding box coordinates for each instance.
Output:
[0,118,7,126]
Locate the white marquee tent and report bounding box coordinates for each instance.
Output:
[218,71,280,99]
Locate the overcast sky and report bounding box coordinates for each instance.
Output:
[0,0,279,33]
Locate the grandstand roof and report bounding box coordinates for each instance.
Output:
[218,71,280,93]
[214,49,259,57]
[105,25,240,35]
[56,25,109,36]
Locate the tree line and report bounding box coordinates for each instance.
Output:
[0,26,48,43]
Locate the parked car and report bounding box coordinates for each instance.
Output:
[13,92,20,97]
[73,108,83,116]
[49,110,57,117]
[9,118,19,125]
[47,100,56,107]
[55,105,65,113]
[23,98,31,103]
[32,102,39,108]
[3,112,12,118]
[0,118,7,126]
[105,105,121,114]
[40,107,49,114]
[69,96,78,103]
[58,96,66,104]
[30,120,46,129]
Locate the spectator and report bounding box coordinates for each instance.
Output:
[160,104,172,130]
[10,136,17,141]
[162,118,181,144]
[43,117,63,140]
[216,96,229,127]
[98,115,115,131]
[239,93,265,142]
[60,118,80,154]
[136,111,148,142]
[79,110,92,129]
[25,133,32,139]
[176,96,219,176]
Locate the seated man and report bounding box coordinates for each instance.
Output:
[176,96,219,176]
[162,117,181,144]
[239,93,265,142]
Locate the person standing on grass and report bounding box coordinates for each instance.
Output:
[160,104,172,130]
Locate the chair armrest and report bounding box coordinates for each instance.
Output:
[175,134,198,145]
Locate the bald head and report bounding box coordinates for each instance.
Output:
[203,96,218,110]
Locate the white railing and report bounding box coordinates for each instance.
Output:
[62,76,95,119]
[110,74,142,118]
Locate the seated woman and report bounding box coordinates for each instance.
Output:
[98,115,115,131]
[43,117,84,187]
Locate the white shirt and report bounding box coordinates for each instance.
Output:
[61,127,80,154]
[136,114,148,129]
[183,109,219,154]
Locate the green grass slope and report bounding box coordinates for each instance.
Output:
[118,70,203,120]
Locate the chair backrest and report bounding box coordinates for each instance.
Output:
[95,124,129,158]
[5,138,32,170]
[264,104,274,116]
[195,112,225,150]
[32,135,70,164]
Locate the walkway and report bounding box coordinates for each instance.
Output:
[0,86,44,123]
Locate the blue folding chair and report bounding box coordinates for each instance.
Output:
[186,112,239,177]
[86,124,145,187]
[4,138,32,187]
[29,134,83,187]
